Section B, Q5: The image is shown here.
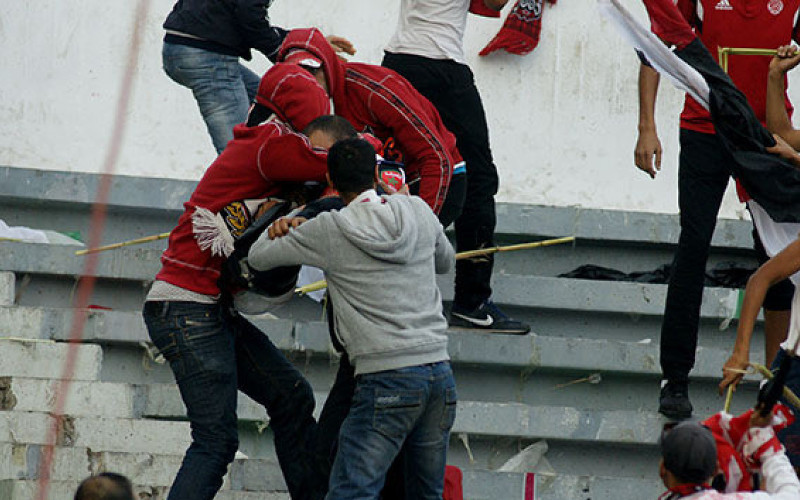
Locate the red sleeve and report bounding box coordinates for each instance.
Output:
[674,0,699,28]
[257,128,329,183]
[364,76,454,213]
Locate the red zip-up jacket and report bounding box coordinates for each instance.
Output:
[278,28,461,214]
[155,64,330,296]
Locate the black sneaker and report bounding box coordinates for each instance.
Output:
[659,380,693,420]
[449,300,531,334]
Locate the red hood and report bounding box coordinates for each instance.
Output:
[277,28,346,107]
[255,62,330,132]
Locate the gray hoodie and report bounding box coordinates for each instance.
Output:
[248,191,454,375]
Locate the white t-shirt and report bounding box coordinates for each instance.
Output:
[385,0,470,64]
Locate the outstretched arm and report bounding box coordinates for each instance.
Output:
[634,64,662,179]
[719,238,800,393]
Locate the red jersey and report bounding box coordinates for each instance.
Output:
[676,0,800,134]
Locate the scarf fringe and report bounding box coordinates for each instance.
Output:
[192,207,235,257]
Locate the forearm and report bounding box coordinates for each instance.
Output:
[766,71,800,149]
[638,64,660,133]
[732,273,772,360]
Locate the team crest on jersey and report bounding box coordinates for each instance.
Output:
[768,0,784,14]
[715,0,733,10]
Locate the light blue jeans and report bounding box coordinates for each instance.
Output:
[326,361,457,500]
[162,42,261,154]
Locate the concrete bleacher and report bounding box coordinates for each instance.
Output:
[0,167,768,499]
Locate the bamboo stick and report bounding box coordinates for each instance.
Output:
[296,236,576,295]
[455,236,575,260]
[724,384,734,413]
[75,232,170,256]
[718,47,779,73]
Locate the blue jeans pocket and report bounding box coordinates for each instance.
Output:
[373,388,423,438]
[440,386,457,431]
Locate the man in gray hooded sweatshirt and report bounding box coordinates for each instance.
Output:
[248,137,456,499]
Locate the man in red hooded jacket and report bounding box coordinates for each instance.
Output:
[143,63,355,500]
[276,27,466,227]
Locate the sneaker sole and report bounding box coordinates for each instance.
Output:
[447,324,531,335]
[658,407,693,420]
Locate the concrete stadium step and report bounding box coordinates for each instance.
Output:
[0,474,664,500]
[0,441,664,499]
[0,339,102,381]
[0,411,191,456]
[0,443,286,491]
[2,377,688,450]
[0,303,757,381]
[0,481,289,500]
[0,272,13,306]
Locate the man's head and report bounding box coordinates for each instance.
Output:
[74,472,134,500]
[659,421,718,487]
[303,115,357,150]
[327,138,377,200]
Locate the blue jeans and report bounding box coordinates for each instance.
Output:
[143,300,322,500]
[162,42,261,154]
[326,362,457,500]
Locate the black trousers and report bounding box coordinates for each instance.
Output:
[383,52,499,310]
[661,129,794,383]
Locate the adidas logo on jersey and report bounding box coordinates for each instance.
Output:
[715,0,733,9]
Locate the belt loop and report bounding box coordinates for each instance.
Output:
[160,301,170,318]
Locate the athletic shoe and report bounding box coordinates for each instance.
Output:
[449,299,530,334]
[658,380,693,420]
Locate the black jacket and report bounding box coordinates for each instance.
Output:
[676,39,800,223]
[163,0,287,61]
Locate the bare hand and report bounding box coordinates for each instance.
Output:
[769,45,800,75]
[634,128,662,179]
[766,133,800,168]
[719,352,749,395]
[327,35,356,56]
[268,217,307,239]
[750,406,773,428]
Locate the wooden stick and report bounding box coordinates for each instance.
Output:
[75,232,170,256]
[724,384,734,413]
[296,236,576,294]
[455,236,575,260]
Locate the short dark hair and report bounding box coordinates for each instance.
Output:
[303,115,357,143]
[327,138,377,195]
[74,472,135,500]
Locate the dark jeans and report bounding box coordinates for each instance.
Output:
[143,300,353,500]
[383,52,498,310]
[660,130,793,383]
[326,362,456,500]
[772,349,800,466]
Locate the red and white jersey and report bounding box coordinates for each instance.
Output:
[675,0,800,134]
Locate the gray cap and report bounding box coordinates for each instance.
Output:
[661,421,717,483]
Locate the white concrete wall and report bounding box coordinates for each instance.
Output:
[1,0,796,219]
